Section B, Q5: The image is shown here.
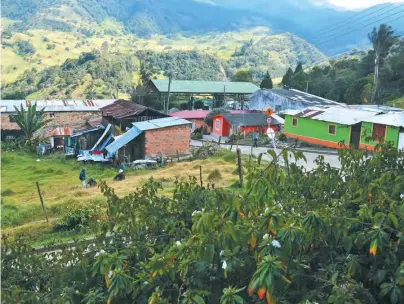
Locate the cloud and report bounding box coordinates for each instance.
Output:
[313,0,404,10]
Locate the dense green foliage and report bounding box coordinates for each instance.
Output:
[260,72,273,89]
[2,147,404,303]
[1,51,137,99]
[15,40,36,56]
[281,36,404,104]
[231,70,253,82]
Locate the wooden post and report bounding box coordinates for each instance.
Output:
[36,182,48,223]
[199,166,203,188]
[218,136,221,145]
[236,148,243,188]
[176,150,180,162]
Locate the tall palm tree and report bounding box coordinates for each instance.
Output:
[13,103,50,145]
[368,24,398,104]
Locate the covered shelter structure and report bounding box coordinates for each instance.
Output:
[147,80,260,110]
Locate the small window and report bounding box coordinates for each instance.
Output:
[372,123,386,141]
[9,115,16,122]
[215,119,220,130]
[328,124,336,135]
[49,112,55,118]
[292,118,298,127]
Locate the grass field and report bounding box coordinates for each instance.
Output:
[1,150,239,245]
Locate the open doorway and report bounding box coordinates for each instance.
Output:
[350,123,361,149]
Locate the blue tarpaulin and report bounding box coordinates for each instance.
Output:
[105,127,143,154]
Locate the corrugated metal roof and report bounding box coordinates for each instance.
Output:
[100,99,167,119]
[272,89,344,106]
[133,117,192,130]
[87,117,102,127]
[301,107,381,125]
[151,80,260,94]
[170,110,210,119]
[1,99,115,113]
[105,127,143,154]
[71,126,104,137]
[361,112,404,127]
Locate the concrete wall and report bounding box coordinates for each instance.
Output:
[359,121,399,150]
[284,115,351,149]
[144,125,191,156]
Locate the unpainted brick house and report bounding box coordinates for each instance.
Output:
[105,117,192,162]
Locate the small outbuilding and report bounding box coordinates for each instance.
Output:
[170,110,211,132]
[105,117,192,162]
[212,113,283,137]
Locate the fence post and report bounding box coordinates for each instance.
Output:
[36,182,49,223]
[176,150,180,162]
[218,136,221,145]
[237,148,243,188]
[199,166,203,188]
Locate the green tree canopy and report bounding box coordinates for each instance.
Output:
[281,67,294,88]
[231,70,253,82]
[12,103,50,145]
[294,62,303,74]
[260,72,273,89]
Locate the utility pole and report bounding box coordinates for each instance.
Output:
[305,81,312,93]
[166,74,172,114]
[223,84,226,108]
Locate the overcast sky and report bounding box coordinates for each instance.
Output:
[322,0,404,9]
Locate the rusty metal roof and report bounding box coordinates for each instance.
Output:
[100,100,166,119]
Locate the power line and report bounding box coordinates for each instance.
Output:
[307,3,396,41]
[314,7,404,47]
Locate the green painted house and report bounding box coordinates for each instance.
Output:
[359,112,404,151]
[283,108,385,149]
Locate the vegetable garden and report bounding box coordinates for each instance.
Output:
[2,146,404,303]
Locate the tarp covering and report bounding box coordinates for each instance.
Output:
[105,127,143,154]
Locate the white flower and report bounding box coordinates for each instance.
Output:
[222,261,227,270]
[271,240,281,248]
[94,249,106,257]
[175,241,181,247]
[220,250,225,256]
[192,210,202,216]
[264,207,269,213]
[108,271,113,278]
[400,193,404,199]
[263,233,269,240]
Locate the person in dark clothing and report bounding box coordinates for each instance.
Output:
[113,169,125,181]
[79,168,87,188]
[88,177,97,188]
[253,131,259,148]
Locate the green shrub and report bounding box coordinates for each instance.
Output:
[1,188,15,196]
[208,169,222,182]
[278,133,287,141]
[214,149,237,162]
[53,205,99,232]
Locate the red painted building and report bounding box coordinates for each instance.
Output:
[212,113,282,137]
[170,110,211,132]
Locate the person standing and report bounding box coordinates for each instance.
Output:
[79,168,87,188]
[253,131,259,148]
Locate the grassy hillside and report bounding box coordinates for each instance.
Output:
[1,150,239,245]
[1,23,327,99]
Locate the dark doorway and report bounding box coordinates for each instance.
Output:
[350,123,361,149]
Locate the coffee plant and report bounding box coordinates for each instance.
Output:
[2,146,404,303]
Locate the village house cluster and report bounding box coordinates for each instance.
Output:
[2,81,404,164]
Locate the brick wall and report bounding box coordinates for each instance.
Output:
[191,118,212,132]
[1,111,101,136]
[144,125,191,156]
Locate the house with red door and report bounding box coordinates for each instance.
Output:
[212,113,283,137]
